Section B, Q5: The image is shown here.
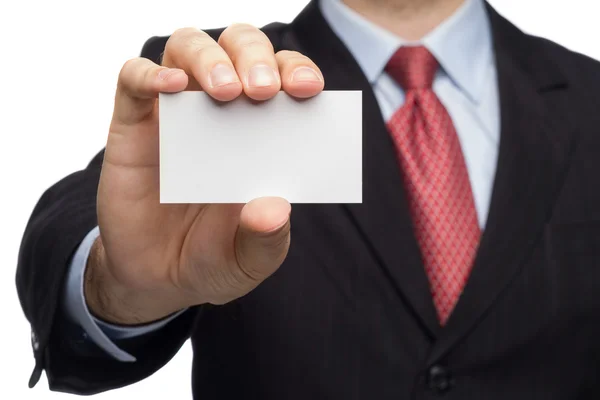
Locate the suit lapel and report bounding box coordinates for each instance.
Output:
[426,3,576,363]
[288,1,441,337]
[286,0,576,348]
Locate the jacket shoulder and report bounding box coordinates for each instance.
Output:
[139,22,289,63]
[527,34,600,89]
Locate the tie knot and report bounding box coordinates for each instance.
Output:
[385,46,438,90]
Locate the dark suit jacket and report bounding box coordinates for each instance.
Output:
[16,1,600,398]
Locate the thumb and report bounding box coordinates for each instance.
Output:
[234,197,292,287]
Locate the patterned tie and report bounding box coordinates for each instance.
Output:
[385,46,481,325]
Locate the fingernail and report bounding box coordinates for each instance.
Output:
[291,67,322,82]
[209,63,238,87]
[158,68,178,80]
[248,64,278,88]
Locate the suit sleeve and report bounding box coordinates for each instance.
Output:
[16,30,258,393]
[64,225,189,360]
[16,141,199,393]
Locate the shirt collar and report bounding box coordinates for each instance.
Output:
[319,0,493,103]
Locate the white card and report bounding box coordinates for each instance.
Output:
[159,91,362,203]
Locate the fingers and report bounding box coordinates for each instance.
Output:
[113,58,188,126]
[163,27,243,101]
[234,197,291,286]
[276,50,324,98]
[218,23,281,101]
[162,25,324,102]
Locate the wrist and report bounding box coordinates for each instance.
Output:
[84,236,190,325]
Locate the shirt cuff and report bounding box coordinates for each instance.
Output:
[63,226,188,362]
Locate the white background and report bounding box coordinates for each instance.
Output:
[0,0,598,398]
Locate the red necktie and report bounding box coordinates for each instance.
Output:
[385,46,481,325]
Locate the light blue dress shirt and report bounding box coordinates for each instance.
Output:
[64,0,500,362]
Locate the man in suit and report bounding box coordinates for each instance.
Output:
[16,0,600,398]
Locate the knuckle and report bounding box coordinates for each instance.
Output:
[229,22,257,31]
[233,243,267,285]
[220,23,255,40]
[172,26,203,40]
[118,58,159,93]
[119,58,142,83]
[217,24,236,45]
[205,267,249,304]
[191,45,222,65]
[143,65,158,85]
[187,37,217,58]
[231,40,274,64]
[233,252,264,285]
[237,39,272,57]
[220,23,272,50]
[121,57,140,74]
[166,27,209,57]
[167,28,192,51]
[186,32,211,49]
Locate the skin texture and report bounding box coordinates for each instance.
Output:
[86,25,324,325]
[87,0,465,325]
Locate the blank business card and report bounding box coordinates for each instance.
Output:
[159,91,362,203]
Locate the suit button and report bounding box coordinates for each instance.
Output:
[427,365,454,394]
[31,331,40,351]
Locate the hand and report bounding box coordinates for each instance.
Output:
[86,25,324,324]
